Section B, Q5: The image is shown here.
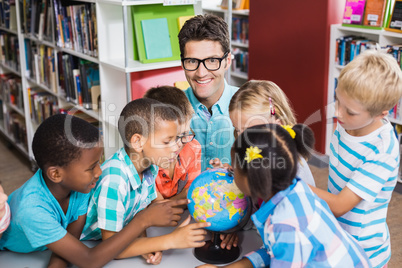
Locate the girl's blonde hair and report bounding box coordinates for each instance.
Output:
[229,80,296,125]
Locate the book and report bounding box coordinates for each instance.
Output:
[91,85,100,110]
[79,60,99,110]
[131,4,194,64]
[141,18,172,60]
[387,0,402,31]
[363,0,387,27]
[343,0,366,25]
[73,69,82,105]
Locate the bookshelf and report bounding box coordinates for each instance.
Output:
[0,0,202,165]
[202,1,249,87]
[326,24,402,154]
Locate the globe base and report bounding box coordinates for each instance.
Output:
[194,233,240,264]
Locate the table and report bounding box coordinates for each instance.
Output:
[0,214,263,267]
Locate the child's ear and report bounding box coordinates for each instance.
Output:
[130,133,145,153]
[378,110,389,119]
[46,166,63,184]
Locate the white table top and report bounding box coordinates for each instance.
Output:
[0,214,263,267]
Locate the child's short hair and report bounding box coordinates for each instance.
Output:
[178,14,230,57]
[32,114,101,171]
[229,80,297,126]
[143,86,194,124]
[232,124,314,201]
[338,49,402,116]
[118,98,178,149]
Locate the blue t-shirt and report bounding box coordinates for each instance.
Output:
[0,169,90,253]
[184,80,238,170]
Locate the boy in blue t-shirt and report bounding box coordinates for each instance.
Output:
[0,114,189,267]
[311,50,402,268]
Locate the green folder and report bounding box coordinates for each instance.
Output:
[141,18,173,60]
[131,4,195,64]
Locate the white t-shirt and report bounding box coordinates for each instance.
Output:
[329,119,398,268]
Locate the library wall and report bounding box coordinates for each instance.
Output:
[248,0,345,154]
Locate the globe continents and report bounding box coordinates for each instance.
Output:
[187,168,249,232]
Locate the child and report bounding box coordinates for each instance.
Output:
[0,114,189,267]
[310,50,402,268]
[198,124,371,268]
[211,80,316,186]
[81,98,209,264]
[144,86,201,200]
[0,184,10,239]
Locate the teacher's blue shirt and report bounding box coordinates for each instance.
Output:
[184,80,238,170]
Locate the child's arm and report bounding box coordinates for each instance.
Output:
[309,185,362,217]
[100,215,210,259]
[47,214,88,268]
[45,199,189,268]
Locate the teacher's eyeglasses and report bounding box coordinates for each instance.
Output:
[181,52,229,71]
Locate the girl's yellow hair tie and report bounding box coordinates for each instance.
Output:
[282,125,296,139]
[245,146,263,163]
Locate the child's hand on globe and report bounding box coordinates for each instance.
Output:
[208,158,233,172]
[168,215,210,249]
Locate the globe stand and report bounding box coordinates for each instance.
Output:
[194,232,240,264]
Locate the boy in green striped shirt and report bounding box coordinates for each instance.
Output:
[81,98,209,264]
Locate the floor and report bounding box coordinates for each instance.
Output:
[1,137,401,267]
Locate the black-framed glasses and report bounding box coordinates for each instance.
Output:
[176,131,196,144]
[181,52,229,71]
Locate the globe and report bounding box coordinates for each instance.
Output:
[187,168,249,232]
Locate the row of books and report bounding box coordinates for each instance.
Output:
[25,40,57,93]
[29,87,63,124]
[21,0,53,41]
[57,52,100,110]
[24,39,100,110]
[387,44,402,121]
[0,0,17,30]
[1,74,23,113]
[6,112,27,149]
[0,32,20,72]
[232,17,248,44]
[335,36,377,66]
[231,48,248,74]
[342,0,387,27]
[53,0,98,57]
[389,98,402,121]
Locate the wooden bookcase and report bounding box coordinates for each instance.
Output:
[0,0,202,166]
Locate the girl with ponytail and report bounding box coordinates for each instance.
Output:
[198,124,371,268]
